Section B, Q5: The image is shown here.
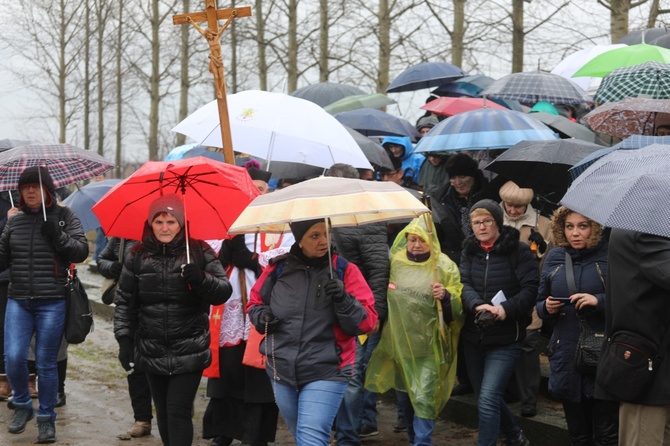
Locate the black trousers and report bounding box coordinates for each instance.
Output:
[562,396,619,446]
[128,370,153,422]
[146,371,202,446]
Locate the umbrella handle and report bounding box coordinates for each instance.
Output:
[183,193,191,264]
[326,217,333,280]
[38,166,47,221]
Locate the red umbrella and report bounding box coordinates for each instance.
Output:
[421,97,507,117]
[92,157,260,248]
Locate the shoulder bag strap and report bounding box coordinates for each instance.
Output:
[564,251,578,295]
[118,238,126,263]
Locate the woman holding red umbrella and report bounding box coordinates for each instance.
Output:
[114,194,232,446]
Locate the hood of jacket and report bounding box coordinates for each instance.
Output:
[381,135,415,161]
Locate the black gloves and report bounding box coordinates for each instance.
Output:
[41,221,60,240]
[528,229,547,254]
[182,263,205,287]
[117,337,134,371]
[110,262,123,279]
[325,279,348,304]
[255,311,279,334]
[221,235,259,273]
[474,309,497,331]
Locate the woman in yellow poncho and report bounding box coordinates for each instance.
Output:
[365,216,464,446]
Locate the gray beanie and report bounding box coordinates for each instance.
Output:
[289,218,325,243]
[148,194,185,227]
[470,199,504,229]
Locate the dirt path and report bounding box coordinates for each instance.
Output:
[0,305,478,445]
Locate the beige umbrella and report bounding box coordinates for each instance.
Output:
[228,176,429,234]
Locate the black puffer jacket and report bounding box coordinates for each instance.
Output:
[97,237,137,280]
[0,204,88,299]
[114,225,231,375]
[332,223,389,322]
[459,226,538,346]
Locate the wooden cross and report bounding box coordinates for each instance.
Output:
[173,1,252,165]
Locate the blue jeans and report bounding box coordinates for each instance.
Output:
[404,394,435,445]
[463,340,523,446]
[335,332,381,445]
[93,229,108,261]
[4,298,66,419]
[274,380,347,446]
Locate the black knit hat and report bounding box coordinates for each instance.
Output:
[18,166,55,196]
[289,218,325,243]
[470,199,504,229]
[445,153,479,178]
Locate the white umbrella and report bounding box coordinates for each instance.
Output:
[171,90,373,176]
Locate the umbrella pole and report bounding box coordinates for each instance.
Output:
[38,166,47,221]
[326,217,333,279]
[421,209,447,342]
[8,192,14,208]
[182,192,191,264]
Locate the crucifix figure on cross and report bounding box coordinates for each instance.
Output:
[173,1,252,165]
[187,16,232,100]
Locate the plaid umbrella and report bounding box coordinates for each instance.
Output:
[0,143,115,191]
[481,71,588,106]
[561,144,670,238]
[582,97,670,139]
[594,61,670,104]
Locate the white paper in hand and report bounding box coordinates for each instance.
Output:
[491,290,507,306]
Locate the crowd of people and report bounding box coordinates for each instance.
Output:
[1,104,670,446]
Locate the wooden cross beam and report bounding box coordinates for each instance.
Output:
[173,2,252,165]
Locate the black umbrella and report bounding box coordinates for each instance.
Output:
[290,82,366,107]
[485,139,605,202]
[616,28,669,45]
[344,126,394,170]
[527,112,605,144]
[386,62,465,93]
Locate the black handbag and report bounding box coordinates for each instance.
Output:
[65,265,94,344]
[596,329,668,402]
[565,252,605,373]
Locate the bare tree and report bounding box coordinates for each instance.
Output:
[647,0,670,27]
[597,0,650,42]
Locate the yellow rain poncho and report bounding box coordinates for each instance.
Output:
[365,217,464,419]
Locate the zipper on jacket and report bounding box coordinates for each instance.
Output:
[162,255,172,375]
[28,214,37,299]
[483,251,489,301]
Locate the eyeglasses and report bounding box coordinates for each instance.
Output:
[471,218,495,228]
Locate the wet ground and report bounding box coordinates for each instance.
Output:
[0,264,480,445]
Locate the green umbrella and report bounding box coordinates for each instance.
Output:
[324,93,396,114]
[572,43,670,78]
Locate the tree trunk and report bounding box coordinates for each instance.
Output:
[256,0,267,91]
[287,0,298,92]
[84,2,91,150]
[148,0,160,161]
[58,0,67,143]
[511,0,525,73]
[115,0,123,177]
[176,0,190,147]
[377,0,391,93]
[319,0,328,82]
[451,0,465,68]
[610,0,630,43]
[96,1,105,156]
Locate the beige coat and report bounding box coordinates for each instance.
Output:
[501,203,551,330]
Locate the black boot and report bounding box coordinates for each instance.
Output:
[8,405,35,434]
[36,414,57,443]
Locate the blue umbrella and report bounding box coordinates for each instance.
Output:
[431,74,495,97]
[334,108,420,139]
[414,108,559,153]
[386,62,465,93]
[569,135,670,180]
[164,144,224,162]
[62,179,122,232]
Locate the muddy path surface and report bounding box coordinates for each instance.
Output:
[1,272,479,445]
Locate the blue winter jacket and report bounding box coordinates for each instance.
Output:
[536,239,607,403]
[381,136,425,184]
